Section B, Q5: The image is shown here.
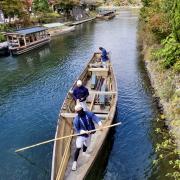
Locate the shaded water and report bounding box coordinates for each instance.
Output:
[0,9,175,180]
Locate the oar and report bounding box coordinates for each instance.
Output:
[15,122,121,153]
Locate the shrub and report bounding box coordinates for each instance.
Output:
[173,60,180,73]
[0,33,6,42]
[155,34,180,69]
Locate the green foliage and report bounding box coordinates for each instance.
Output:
[0,0,25,18]
[0,24,8,31]
[33,0,51,14]
[172,1,180,42]
[155,34,180,69]
[140,0,180,71]
[31,12,61,24]
[0,33,6,42]
[173,60,180,72]
[113,0,141,6]
[141,0,151,7]
[154,121,180,179]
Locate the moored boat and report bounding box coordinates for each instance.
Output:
[6,27,50,55]
[51,53,117,180]
[43,23,75,37]
[96,11,116,20]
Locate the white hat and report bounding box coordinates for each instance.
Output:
[75,104,82,111]
[77,80,82,87]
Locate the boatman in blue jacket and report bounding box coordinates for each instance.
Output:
[73,80,89,111]
[72,104,103,171]
[99,47,109,68]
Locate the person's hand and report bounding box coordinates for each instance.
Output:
[99,126,103,132]
[80,130,89,135]
[76,99,80,104]
[98,121,103,131]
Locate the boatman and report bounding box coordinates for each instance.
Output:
[99,47,109,68]
[72,104,103,171]
[73,80,89,111]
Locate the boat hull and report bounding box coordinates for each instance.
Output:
[51,53,118,180]
[10,38,50,55]
[49,26,75,37]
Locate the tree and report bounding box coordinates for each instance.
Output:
[33,0,50,14]
[0,0,24,19]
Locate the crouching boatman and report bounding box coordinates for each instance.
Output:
[72,104,103,171]
[73,80,89,111]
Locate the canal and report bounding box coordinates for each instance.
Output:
[0,9,174,180]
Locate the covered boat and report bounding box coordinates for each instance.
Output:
[96,11,116,20]
[51,53,117,180]
[43,23,75,37]
[6,27,50,55]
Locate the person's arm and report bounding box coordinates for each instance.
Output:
[73,117,80,134]
[84,87,89,98]
[73,89,77,101]
[80,87,89,101]
[87,112,102,126]
[73,89,80,104]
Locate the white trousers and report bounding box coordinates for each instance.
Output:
[76,135,92,148]
[79,101,88,111]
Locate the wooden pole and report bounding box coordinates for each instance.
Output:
[15,122,121,153]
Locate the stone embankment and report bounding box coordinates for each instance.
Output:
[142,48,180,150]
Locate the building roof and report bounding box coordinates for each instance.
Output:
[6,27,48,35]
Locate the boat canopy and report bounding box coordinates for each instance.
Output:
[6,27,48,36]
[43,23,64,28]
[99,11,114,15]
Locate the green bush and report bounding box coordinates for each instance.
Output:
[0,33,6,42]
[32,12,61,24]
[173,60,180,73]
[155,34,180,69]
[0,24,8,31]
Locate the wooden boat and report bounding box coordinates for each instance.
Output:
[6,27,50,55]
[96,11,116,20]
[43,23,75,37]
[51,53,117,180]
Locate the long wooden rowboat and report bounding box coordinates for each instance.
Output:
[51,53,118,180]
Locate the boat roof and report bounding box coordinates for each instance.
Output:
[43,23,64,28]
[6,27,47,35]
[99,11,114,15]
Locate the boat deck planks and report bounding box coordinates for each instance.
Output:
[64,122,109,180]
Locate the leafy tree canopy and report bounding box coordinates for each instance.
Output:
[0,0,25,17]
[33,0,50,13]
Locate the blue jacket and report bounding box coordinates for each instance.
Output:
[73,86,89,102]
[73,111,101,137]
[101,48,108,62]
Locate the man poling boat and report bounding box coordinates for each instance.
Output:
[71,104,103,171]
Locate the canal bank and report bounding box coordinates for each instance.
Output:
[141,50,180,148]
[0,8,177,179]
